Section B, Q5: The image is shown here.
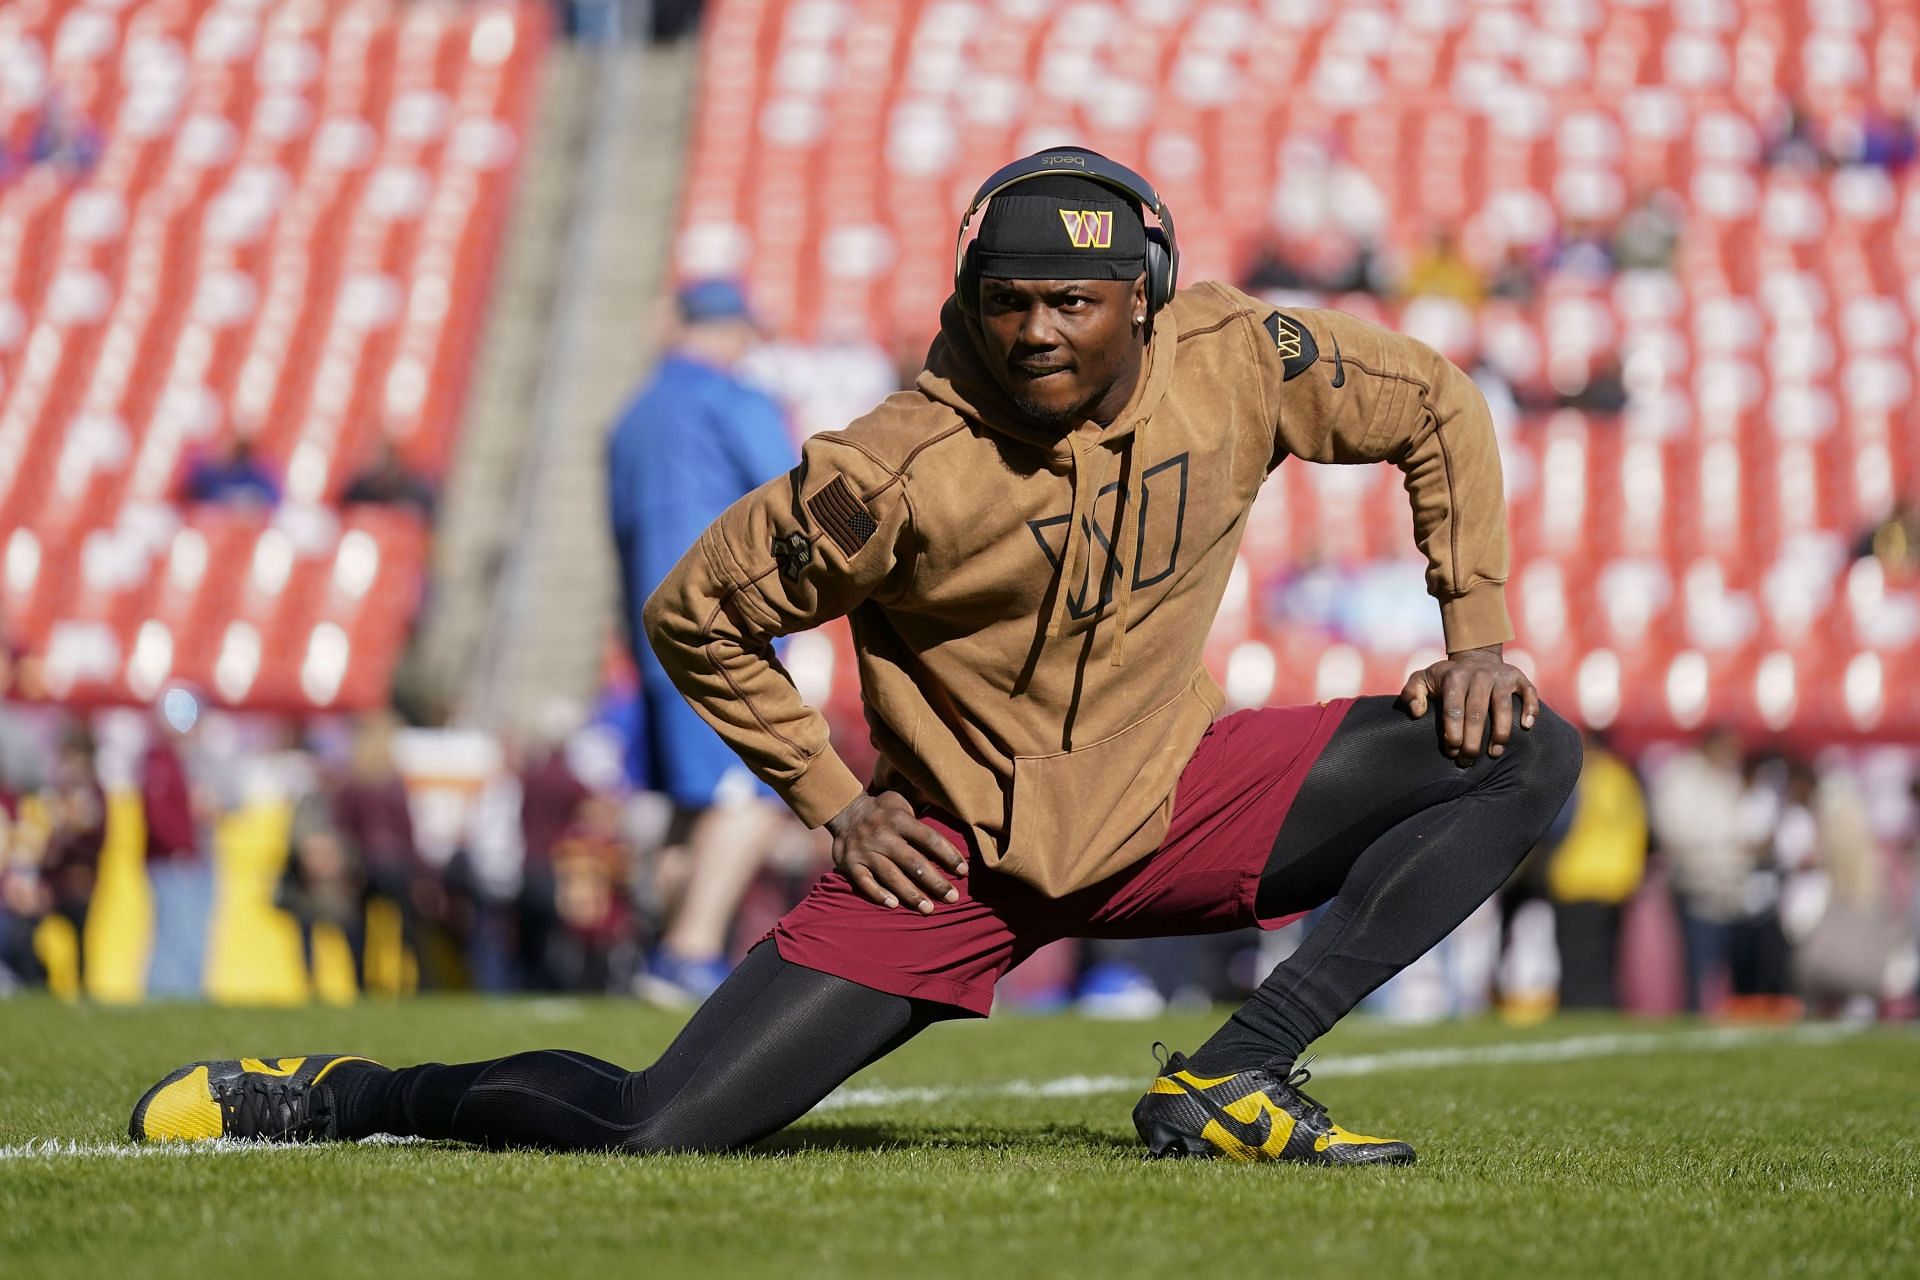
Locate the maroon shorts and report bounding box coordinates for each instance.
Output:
[771,698,1354,1016]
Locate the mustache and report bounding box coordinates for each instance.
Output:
[1009,350,1072,373]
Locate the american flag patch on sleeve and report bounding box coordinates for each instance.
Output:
[806,474,878,556]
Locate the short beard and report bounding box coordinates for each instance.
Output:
[1006,391,1082,429]
[1008,385,1097,432]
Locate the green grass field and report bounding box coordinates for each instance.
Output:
[2,1000,1915,1279]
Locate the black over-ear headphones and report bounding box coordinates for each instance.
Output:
[953,147,1179,319]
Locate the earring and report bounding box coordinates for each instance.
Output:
[1134,314,1146,325]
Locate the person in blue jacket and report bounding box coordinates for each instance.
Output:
[607,280,799,1005]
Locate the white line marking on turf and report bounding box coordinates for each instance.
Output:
[0,1023,1872,1159]
[0,1137,294,1161]
[0,1134,425,1162]
[525,998,587,1022]
[813,1022,1868,1112]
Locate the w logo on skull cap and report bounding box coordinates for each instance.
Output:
[1058,209,1114,249]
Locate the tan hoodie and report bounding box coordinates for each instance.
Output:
[644,282,1511,897]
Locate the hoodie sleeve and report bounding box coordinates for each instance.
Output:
[1237,292,1513,654]
[642,435,912,828]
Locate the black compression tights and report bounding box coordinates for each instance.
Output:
[1187,694,1582,1074]
[336,696,1578,1153]
[333,943,950,1153]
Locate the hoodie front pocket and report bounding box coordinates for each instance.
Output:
[1000,673,1222,897]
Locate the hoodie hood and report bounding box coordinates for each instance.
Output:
[914,297,1178,665]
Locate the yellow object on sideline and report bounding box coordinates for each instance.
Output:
[1546,748,1649,906]
[70,792,363,1005]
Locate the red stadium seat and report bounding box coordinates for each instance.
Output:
[1,0,549,710]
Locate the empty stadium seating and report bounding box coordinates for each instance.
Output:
[675,0,1920,741]
[0,0,547,709]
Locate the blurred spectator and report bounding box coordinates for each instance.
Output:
[548,794,637,992]
[1240,232,1389,300]
[183,437,280,508]
[341,439,436,518]
[1612,189,1683,272]
[1545,730,1648,1009]
[22,94,102,179]
[1260,552,1445,654]
[0,724,104,993]
[1762,99,1825,170]
[1649,729,1751,1012]
[1264,544,1350,635]
[40,727,105,983]
[1726,756,1804,1014]
[0,789,36,991]
[607,279,799,1006]
[335,711,430,977]
[1486,242,1539,302]
[1319,237,1390,296]
[1788,767,1917,1013]
[1909,776,1920,953]
[517,721,591,990]
[142,690,213,998]
[1854,501,1920,579]
[0,643,49,993]
[648,0,704,40]
[277,768,366,989]
[1241,240,1319,294]
[457,751,527,994]
[0,644,53,834]
[1403,230,1483,304]
[1546,218,1615,284]
[0,843,29,993]
[1076,942,1171,1019]
[1549,355,1631,416]
[1830,107,1917,172]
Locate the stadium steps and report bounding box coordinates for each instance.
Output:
[406,43,600,717]
[479,37,702,731]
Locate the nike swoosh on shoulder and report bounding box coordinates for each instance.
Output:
[1330,334,1345,388]
[1168,1074,1271,1149]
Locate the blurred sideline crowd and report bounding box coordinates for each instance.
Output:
[3,641,1917,1022]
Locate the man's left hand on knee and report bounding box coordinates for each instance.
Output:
[1396,644,1540,766]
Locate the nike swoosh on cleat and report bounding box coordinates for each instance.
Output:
[1330,334,1345,388]
[1165,1074,1272,1151]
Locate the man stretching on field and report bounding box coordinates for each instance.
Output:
[130,151,1578,1165]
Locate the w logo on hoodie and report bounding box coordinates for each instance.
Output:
[1058,209,1114,250]
[1029,453,1190,620]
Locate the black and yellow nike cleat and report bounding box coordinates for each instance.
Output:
[128,1055,379,1144]
[1132,1046,1415,1165]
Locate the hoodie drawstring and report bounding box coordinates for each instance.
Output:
[1044,427,1146,669]
[1108,420,1144,668]
[1045,438,1095,641]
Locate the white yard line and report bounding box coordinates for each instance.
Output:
[0,1137,302,1161]
[0,1134,423,1162]
[0,1022,1871,1160]
[812,1022,1868,1111]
